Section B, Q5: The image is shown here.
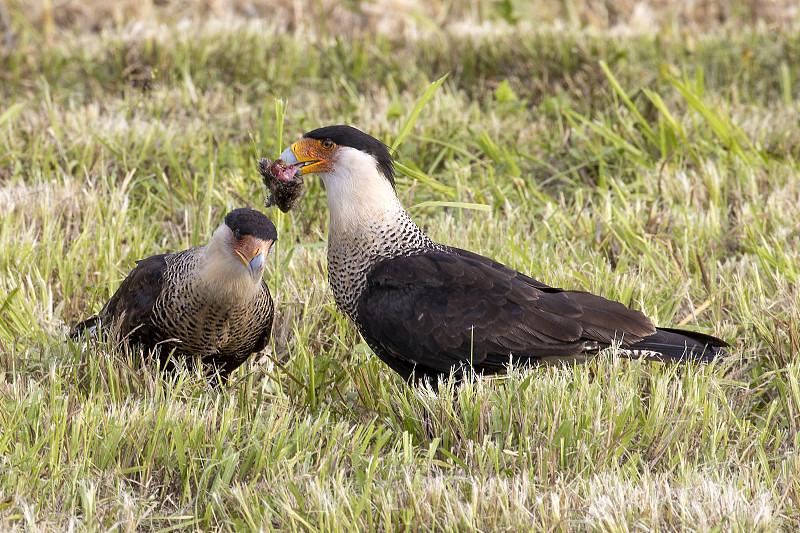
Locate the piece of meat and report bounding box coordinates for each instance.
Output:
[258,158,304,212]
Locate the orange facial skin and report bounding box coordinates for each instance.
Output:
[286,137,337,174]
[232,234,271,281]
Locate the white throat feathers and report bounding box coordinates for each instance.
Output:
[200,224,264,301]
[318,146,408,239]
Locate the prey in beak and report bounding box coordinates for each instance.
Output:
[259,136,334,212]
[258,158,305,212]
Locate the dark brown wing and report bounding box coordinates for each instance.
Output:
[356,250,656,380]
[95,253,170,346]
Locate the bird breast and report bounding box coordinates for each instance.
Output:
[152,249,268,357]
[326,210,442,320]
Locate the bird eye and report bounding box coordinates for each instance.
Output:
[234,229,243,241]
[321,139,334,151]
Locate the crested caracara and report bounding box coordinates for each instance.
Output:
[71,208,276,380]
[276,125,728,382]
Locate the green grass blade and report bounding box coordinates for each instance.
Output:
[0,103,25,127]
[274,98,287,152]
[394,161,455,196]
[408,200,491,212]
[391,73,449,151]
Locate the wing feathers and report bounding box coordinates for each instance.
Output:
[96,253,170,343]
[356,250,726,381]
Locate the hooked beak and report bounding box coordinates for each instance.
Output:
[247,252,266,282]
[279,138,331,175]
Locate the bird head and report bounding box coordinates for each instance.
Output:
[278,125,403,231]
[214,208,277,284]
[279,125,395,186]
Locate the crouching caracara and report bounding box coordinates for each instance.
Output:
[71,208,277,380]
[275,125,728,383]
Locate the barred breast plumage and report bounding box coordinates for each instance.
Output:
[327,209,444,321]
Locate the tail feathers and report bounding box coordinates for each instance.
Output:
[69,316,100,341]
[622,327,728,363]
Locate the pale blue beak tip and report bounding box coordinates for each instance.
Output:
[248,252,267,281]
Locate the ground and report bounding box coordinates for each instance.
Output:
[0,0,799,531]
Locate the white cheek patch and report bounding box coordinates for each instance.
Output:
[321,147,403,234]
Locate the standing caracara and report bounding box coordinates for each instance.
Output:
[274,125,727,383]
[71,208,277,380]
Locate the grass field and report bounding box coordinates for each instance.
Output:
[1,0,800,530]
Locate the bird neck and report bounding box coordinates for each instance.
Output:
[326,186,436,255]
[320,154,431,252]
[322,170,440,320]
[331,192,404,237]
